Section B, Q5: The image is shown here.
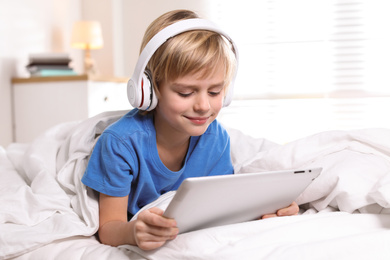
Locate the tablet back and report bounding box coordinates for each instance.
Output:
[163,168,321,233]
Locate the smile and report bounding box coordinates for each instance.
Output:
[185,116,210,125]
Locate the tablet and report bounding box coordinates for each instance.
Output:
[163,168,322,233]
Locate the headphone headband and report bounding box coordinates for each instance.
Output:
[128,18,239,111]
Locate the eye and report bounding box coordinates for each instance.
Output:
[209,91,221,96]
[178,92,193,97]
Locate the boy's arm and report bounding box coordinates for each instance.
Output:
[98,193,178,250]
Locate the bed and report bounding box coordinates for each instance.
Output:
[1,110,390,260]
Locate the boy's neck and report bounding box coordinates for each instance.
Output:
[153,113,191,171]
[156,135,190,172]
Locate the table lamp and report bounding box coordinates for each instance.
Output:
[71,21,103,75]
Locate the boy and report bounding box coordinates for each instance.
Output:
[82,9,298,251]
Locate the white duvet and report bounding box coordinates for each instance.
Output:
[1,110,390,260]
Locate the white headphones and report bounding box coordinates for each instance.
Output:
[127,18,239,111]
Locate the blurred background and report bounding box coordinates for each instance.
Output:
[1,0,390,146]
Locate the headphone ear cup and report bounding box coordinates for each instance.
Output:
[223,83,234,107]
[148,83,158,111]
[139,71,158,111]
[127,78,140,108]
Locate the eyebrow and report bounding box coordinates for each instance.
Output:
[171,81,225,90]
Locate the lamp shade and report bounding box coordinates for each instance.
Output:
[71,21,103,49]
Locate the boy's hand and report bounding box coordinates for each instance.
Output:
[133,207,179,250]
[261,201,299,219]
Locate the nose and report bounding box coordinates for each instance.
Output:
[194,92,210,112]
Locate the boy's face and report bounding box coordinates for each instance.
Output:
[154,63,226,139]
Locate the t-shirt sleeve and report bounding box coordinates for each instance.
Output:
[81,132,136,197]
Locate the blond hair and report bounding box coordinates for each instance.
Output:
[140,10,237,101]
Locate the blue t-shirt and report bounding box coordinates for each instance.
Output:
[82,109,233,216]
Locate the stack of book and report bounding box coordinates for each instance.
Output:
[26,53,77,77]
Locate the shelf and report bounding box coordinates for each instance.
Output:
[11,75,129,84]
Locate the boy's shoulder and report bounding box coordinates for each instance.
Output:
[104,109,153,137]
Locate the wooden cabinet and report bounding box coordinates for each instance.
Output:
[12,75,131,143]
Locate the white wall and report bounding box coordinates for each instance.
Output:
[80,0,213,77]
[120,0,212,78]
[2,0,387,146]
[0,0,211,146]
[0,58,15,147]
[0,0,81,147]
[79,0,115,76]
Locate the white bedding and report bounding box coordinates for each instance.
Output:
[1,110,390,260]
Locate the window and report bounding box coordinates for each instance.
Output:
[208,0,390,99]
[211,0,390,142]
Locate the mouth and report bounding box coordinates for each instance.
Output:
[185,116,210,125]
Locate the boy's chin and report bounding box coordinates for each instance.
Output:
[189,125,210,137]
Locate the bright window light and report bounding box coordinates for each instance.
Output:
[210,0,390,142]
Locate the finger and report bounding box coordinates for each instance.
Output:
[137,239,168,251]
[139,208,177,228]
[148,207,178,226]
[133,221,178,250]
[261,213,277,219]
[136,232,179,251]
[135,224,178,242]
[139,222,179,238]
[148,207,164,216]
[135,211,179,237]
[277,201,299,216]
